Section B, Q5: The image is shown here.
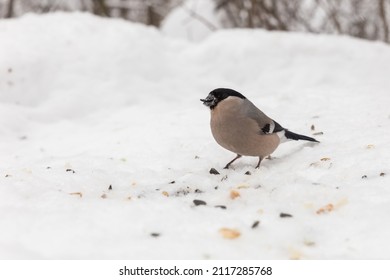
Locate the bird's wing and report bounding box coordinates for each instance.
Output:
[261,120,284,134]
[243,100,285,135]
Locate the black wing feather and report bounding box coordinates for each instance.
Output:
[272,120,284,133]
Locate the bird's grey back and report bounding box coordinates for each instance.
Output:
[242,99,274,135]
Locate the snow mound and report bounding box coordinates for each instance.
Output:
[0,13,390,259]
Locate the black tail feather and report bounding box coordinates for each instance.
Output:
[285,130,319,143]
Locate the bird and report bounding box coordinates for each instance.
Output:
[200,88,319,169]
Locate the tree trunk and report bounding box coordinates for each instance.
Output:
[93,0,109,17]
[5,0,15,18]
[379,0,389,42]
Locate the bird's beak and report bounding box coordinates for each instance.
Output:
[200,94,216,107]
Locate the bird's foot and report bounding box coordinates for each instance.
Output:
[223,154,242,170]
[255,157,263,169]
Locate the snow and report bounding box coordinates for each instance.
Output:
[161,0,220,41]
[1,12,390,259]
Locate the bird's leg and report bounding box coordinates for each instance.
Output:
[224,154,242,169]
[255,157,263,169]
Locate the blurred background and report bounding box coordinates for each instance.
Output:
[1,0,390,43]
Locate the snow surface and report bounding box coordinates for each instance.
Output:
[161,0,219,41]
[1,13,390,259]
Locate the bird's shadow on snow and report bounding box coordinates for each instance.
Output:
[269,141,319,164]
[227,141,320,171]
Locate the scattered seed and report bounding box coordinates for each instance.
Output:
[69,192,82,198]
[289,248,303,260]
[5,174,11,177]
[230,190,240,199]
[362,175,367,179]
[175,188,190,196]
[101,194,107,199]
[209,168,220,175]
[380,172,385,177]
[162,191,169,197]
[304,240,316,247]
[193,199,206,206]
[169,180,175,184]
[219,228,241,239]
[311,124,315,131]
[46,166,51,169]
[320,157,331,161]
[108,185,113,190]
[313,132,324,135]
[194,155,200,159]
[280,213,293,218]
[194,189,203,193]
[215,205,227,209]
[316,203,334,215]
[66,168,75,173]
[221,175,228,181]
[244,171,251,175]
[251,220,260,229]
[150,233,160,238]
[214,186,219,190]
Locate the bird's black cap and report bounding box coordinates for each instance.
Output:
[209,88,246,101]
[201,88,246,109]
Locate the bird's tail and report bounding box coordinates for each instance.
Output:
[285,130,319,143]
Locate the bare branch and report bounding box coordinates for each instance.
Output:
[182,5,218,31]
